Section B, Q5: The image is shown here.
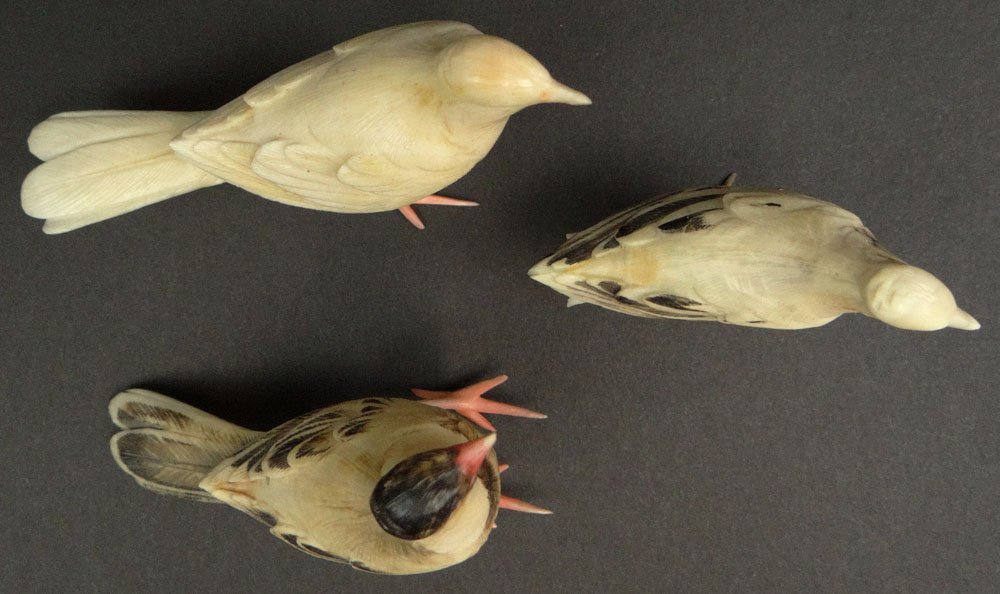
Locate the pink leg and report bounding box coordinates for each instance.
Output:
[398,205,425,230]
[413,194,479,206]
[492,464,551,526]
[412,375,546,432]
[499,495,552,515]
[398,195,478,229]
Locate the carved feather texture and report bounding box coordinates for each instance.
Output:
[109,389,261,501]
[531,180,977,331]
[23,21,590,231]
[110,391,501,574]
[22,112,223,233]
[202,397,498,574]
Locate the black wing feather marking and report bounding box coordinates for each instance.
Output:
[615,195,716,238]
[295,433,329,459]
[571,281,709,319]
[301,543,350,563]
[550,241,599,266]
[564,281,714,319]
[278,531,352,564]
[230,405,386,473]
[268,431,320,470]
[351,560,388,574]
[336,400,387,439]
[546,189,727,266]
[657,209,718,233]
[646,295,703,311]
[598,281,622,295]
[230,414,309,472]
[251,509,278,527]
[340,420,368,437]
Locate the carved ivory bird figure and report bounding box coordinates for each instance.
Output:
[109,376,549,574]
[22,21,590,233]
[529,175,979,331]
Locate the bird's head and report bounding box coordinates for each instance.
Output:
[370,432,498,542]
[863,264,980,331]
[437,35,591,109]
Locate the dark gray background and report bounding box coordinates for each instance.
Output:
[2,1,998,593]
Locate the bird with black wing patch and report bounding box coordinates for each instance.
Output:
[530,175,979,331]
[109,375,548,574]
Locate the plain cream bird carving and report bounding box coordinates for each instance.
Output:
[22,21,590,233]
[530,175,979,331]
[109,376,549,575]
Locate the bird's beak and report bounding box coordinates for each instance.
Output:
[949,308,981,330]
[542,80,592,106]
[452,433,497,480]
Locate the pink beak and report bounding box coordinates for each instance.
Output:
[452,433,497,480]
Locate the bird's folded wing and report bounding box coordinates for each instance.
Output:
[168,102,308,204]
[251,142,437,209]
[250,141,342,196]
[336,152,432,195]
[547,271,726,321]
[544,186,734,267]
[220,408,350,483]
[250,140,388,209]
[174,138,306,203]
[218,399,398,484]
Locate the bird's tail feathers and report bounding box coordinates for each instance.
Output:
[22,110,221,233]
[109,389,261,502]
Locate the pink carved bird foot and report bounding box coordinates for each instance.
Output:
[412,375,546,431]
[398,194,479,229]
